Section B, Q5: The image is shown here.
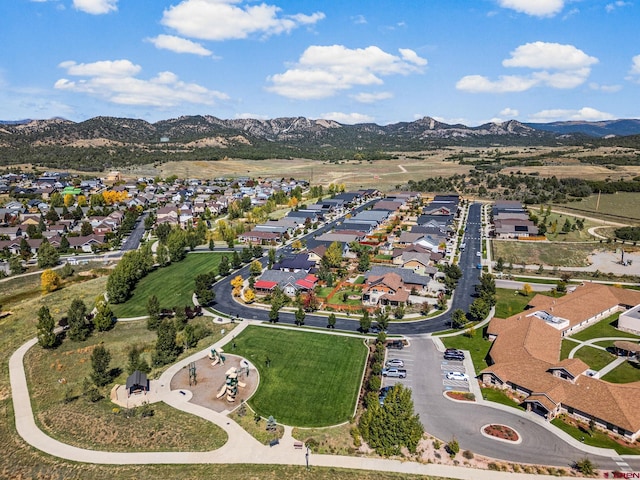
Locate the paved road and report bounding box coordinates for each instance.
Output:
[405,337,631,470]
[121,212,148,251]
[212,203,485,335]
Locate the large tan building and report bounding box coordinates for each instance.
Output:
[480,283,640,440]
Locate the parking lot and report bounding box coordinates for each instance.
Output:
[381,341,472,396]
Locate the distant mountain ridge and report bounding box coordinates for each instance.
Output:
[524,119,640,138]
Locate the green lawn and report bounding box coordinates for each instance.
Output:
[569,313,640,342]
[481,387,524,410]
[494,288,536,318]
[442,329,492,374]
[232,326,368,427]
[573,346,616,371]
[560,340,577,360]
[551,417,640,455]
[111,253,224,318]
[602,360,640,384]
[316,287,334,298]
[328,288,363,306]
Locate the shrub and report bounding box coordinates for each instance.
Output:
[446,437,459,458]
[462,450,474,459]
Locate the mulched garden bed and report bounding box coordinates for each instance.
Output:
[483,424,519,442]
[445,391,475,401]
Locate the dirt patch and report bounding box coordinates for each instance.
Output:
[170,354,258,412]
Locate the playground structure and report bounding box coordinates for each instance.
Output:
[215,367,247,403]
[208,348,225,367]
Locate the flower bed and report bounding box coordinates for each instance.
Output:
[445,391,475,401]
[483,424,519,442]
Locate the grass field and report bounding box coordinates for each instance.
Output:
[480,387,524,410]
[232,326,368,427]
[560,340,576,360]
[573,346,616,371]
[25,314,229,452]
[111,253,224,318]
[494,288,536,318]
[492,240,610,267]
[555,192,640,223]
[442,329,492,374]
[535,211,599,242]
[569,313,640,342]
[602,360,640,384]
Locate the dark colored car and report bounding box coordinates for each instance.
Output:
[444,349,464,361]
[386,340,405,350]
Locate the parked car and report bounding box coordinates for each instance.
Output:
[382,368,407,378]
[386,358,404,368]
[444,351,465,361]
[445,348,462,355]
[379,386,393,405]
[386,340,405,350]
[446,371,469,381]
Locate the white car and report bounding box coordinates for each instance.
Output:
[446,372,469,381]
[386,359,404,368]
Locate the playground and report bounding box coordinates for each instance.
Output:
[170,351,259,413]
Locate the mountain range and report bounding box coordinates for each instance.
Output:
[1,115,640,169]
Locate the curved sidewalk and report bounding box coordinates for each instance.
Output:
[10,324,591,479]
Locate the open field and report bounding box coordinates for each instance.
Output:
[494,288,536,318]
[492,240,610,267]
[232,326,368,427]
[553,192,640,223]
[110,252,224,318]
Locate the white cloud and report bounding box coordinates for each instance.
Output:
[58,60,141,77]
[319,112,374,124]
[497,0,565,17]
[500,107,519,117]
[529,107,614,122]
[457,42,597,93]
[352,91,394,103]
[352,14,367,24]
[55,59,229,107]
[503,42,597,70]
[146,35,212,56]
[161,0,324,41]
[235,112,269,120]
[72,0,117,15]
[589,82,622,93]
[456,74,538,93]
[267,45,427,100]
[606,1,631,12]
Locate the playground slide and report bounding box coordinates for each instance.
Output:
[211,357,219,367]
[216,385,227,399]
[237,381,246,389]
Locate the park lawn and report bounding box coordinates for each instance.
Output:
[111,252,224,318]
[601,360,640,384]
[494,288,536,318]
[232,325,368,427]
[481,387,524,410]
[573,346,616,371]
[551,417,640,455]
[492,240,599,267]
[442,330,492,374]
[24,317,228,452]
[569,313,640,342]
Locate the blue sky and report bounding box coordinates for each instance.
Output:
[1,0,639,125]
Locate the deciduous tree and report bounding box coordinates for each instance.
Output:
[41,268,61,293]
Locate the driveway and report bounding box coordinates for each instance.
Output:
[402,336,629,470]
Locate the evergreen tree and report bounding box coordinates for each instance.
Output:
[153,319,180,366]
[90,345,112,387]
[327,313,337,329]
[218,255,230,276]
[37,305,57,348]
[126,345,151,375]
[231,250,242,269]
[294,307,306,326]
[93,299,114,331]
[451,308,467,329]
[359,310,372,333]
[67,297,90,341]
[146,294,161,330]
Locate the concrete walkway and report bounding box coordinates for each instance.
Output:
[11,323,596,479]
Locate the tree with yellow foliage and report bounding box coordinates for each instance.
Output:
[231,275,243,297]
[102,190,128,205]
[288,196,299,208]
[63,193,74,207]
[244,288,255,304]
[77,195,87,207]
[41,269,61,293]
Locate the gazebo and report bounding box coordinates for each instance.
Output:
[613,341,640,358]
[125,370,149,397]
